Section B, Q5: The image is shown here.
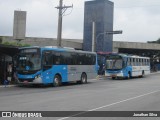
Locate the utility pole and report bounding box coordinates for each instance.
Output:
[55,0,73,47]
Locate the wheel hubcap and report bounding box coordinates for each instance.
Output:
[54,78,59,86]
[82,77,86,83]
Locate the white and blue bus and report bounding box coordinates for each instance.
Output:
[16,46,98,86]
[105,53,150,79]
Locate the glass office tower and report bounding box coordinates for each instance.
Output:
[83,0,114,52]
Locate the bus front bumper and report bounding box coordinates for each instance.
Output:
[17,77,43,84]
[105,72,123,78]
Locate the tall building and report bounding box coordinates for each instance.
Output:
[83,0,114,52]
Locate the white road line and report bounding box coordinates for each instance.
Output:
[57,89,160,120]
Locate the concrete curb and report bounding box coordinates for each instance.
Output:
[0,84,17,88]
[0,71,160,88]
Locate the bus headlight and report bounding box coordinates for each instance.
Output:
[35,74,41,79]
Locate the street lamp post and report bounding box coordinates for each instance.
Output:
[105,30,123,34]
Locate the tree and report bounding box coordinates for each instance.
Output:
[2,41,30,47]
[157,38,160,43]
[148,38,160,44]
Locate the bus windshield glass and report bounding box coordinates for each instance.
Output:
[106,55,123,70]
[17,49,41,71]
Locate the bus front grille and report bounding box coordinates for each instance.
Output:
[19,78,34,82]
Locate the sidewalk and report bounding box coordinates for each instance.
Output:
[0,84,17,88]
[1,71,160,88]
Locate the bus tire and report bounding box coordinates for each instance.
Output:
[141,71,145,78]
[53,75,61,87]
[112,77,116,80]
[81,73,87,84]
[127,72,131,79]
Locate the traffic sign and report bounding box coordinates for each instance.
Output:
[105,30,123,34]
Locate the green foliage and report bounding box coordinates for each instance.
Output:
[157,38,160,43]
[0,36,3,43]
[148,38,160,44]
[2,41,30,47]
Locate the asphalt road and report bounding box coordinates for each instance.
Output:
[0,73,160,120]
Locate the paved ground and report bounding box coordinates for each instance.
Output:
[0,73,160,120]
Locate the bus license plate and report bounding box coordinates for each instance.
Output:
[24,81,28,83]
[112,75,116,77]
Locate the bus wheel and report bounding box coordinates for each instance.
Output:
[53,75,61,87]
[81,73,87,84]
[112,77,116,80]
[127,72,131,79]
[142,71,145,78]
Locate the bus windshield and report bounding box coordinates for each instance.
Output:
[17,53,41,71]
[106,55,123,70]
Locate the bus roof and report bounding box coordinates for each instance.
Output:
[107,53,150,59]
[19,46,96,55]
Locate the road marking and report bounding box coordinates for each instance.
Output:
[88,90,160,111]
[57,89,160,120]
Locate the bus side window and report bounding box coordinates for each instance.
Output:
[147,59,150,66]
[144,59,146,66]
[137,59,139,66]
[55,58,60,64]
[53,52,61,65]
[42,51,53,70]
[135,58,137,66]
[145,59,148,66]
[137,58,139,66]
[129,58,132,66]
[132,58,135,66]
[128,58,131,66]
[141,59,144,66]
[45,54,53,65]
[78,54,84,65]
[92,54,96,65]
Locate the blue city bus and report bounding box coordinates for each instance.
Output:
[15,46,98,86]
[105,53,150,79]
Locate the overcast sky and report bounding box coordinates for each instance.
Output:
[0,0,160,42]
